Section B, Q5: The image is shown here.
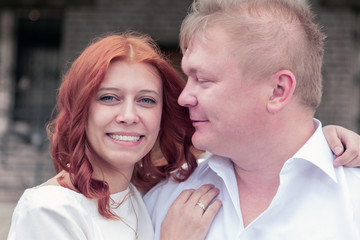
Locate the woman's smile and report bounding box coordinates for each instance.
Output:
[107,133,142,142]
[86,60,163,174]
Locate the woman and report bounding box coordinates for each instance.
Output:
[7,32,360,240]
[8,32,200,240]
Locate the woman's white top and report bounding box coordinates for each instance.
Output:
[8,183,154,240]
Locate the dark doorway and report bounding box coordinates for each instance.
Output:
[13,15,61,147]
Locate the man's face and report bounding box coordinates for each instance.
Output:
[178,27,269,159]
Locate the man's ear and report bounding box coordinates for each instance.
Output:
[267,70,296,113]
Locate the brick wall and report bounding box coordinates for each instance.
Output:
[61,0,193,65]
[316,8,360,131]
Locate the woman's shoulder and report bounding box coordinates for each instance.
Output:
[10,184,98,229]
[20,171,90,207]
[15,184,89,214]
[8,183,99,239]
[14,172,96,217]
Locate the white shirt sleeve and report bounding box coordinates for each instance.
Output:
[7,188,95,240]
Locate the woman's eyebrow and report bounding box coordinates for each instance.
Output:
[138,89,161,96]
[97,88,161,96]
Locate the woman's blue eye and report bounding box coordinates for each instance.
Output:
[100,96,116,102]
[140,98,156,104]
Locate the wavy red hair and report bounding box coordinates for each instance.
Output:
[47,32,197,219]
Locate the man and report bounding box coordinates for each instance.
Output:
[144,0,360,239]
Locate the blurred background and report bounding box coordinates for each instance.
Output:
[0,0,359,238]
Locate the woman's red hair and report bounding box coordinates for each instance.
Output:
[47,32,197,219]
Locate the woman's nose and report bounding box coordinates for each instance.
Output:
[115,102,140,124]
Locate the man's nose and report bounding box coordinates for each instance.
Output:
[178,79,198,107]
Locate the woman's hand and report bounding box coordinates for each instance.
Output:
[323,125,360,167]
[160,184,222,240]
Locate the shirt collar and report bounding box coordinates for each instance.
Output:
[197,153,233,177]
[198,119,337,183]
[290,118,337,183]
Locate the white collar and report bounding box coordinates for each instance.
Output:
[199,119,337,183]
[289,119,337,183]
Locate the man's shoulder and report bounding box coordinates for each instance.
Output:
[341,167,360,226]
[144,178,176,201]
[344,166,360,173]
[342,167,360,186]
[143,159,215,229]
[335,167,360,207]
[144,159,212,204]
[148,160,209,191]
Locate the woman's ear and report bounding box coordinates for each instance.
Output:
[267,70,296,113]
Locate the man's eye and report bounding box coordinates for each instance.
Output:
[198,78,210,83]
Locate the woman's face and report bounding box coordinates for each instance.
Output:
[86,60,163,180]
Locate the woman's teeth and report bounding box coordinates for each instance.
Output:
[108,134,141,142]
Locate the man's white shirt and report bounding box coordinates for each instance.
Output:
[144,119,360,239]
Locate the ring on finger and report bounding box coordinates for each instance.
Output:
[196,201,206,212]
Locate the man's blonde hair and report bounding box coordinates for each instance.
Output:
[180,0,326,110]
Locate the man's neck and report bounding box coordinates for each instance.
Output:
[232,114,315,227]
[234,158,282,227]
